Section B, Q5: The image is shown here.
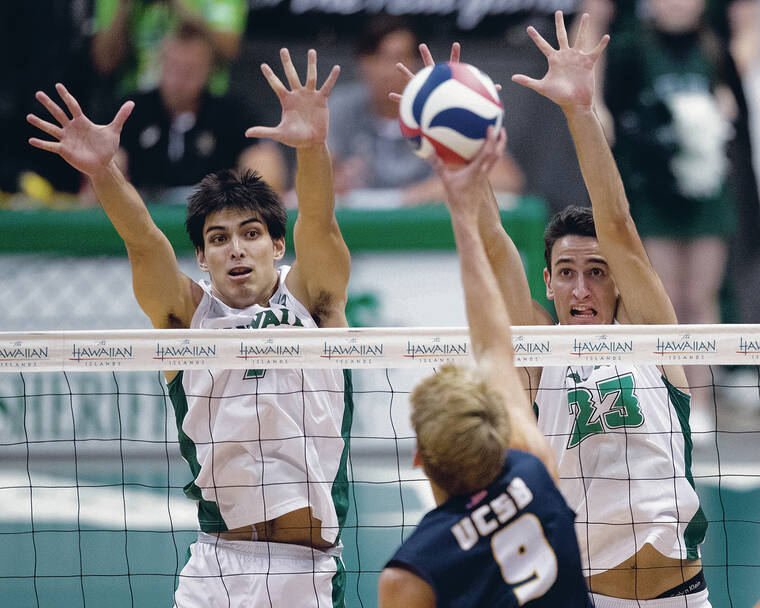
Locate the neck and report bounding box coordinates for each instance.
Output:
[429,480,450,506]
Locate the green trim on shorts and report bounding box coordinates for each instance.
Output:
[662,375,708,560]
[168,371,228,533]
[331,556,346,608]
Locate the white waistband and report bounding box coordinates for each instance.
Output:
[590,589,710,607]
[196,532,342,559]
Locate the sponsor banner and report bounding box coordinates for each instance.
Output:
[0,325,760,372]
[253,0,577,30]
[0,338,55,371]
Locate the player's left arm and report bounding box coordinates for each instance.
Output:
[513,11,678,326]
[378,567,436,608]
[246,48,350,328]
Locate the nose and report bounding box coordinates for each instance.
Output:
[229,235,245,259]
[572,275,590,299]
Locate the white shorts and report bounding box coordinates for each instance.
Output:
[174,532,344,608]
[590,590,711,608]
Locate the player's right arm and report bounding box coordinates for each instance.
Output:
[435,128,558,480]
[27,84,200,329]
[512,12,678,327]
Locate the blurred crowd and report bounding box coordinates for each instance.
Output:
[1,1,759,328]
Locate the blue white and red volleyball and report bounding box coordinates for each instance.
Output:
[399,62,503,164]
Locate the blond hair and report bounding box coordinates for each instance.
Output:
[410,364,510,497]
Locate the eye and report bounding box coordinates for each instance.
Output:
[246,229,259,238]
[590,267,604,277]
[559,268,572,277]
[209,234,226,244]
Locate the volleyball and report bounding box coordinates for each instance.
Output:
[399,62,503,164]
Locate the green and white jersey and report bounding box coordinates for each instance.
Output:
[168,266,353,545]
[535,363,706,576]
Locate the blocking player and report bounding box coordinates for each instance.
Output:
[392,12,710,607]
[508,13,710,606]
[378,128,592,608]
[27,49,353,607]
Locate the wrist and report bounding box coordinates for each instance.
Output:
[89,159,123,186]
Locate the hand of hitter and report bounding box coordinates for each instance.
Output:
[433,126,506,222]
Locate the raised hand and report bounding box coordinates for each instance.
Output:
[27,83,134,177]
[388,42,461,104]
[246,48,340,148]
[511,11,609,113]
[431,126,506,221]
[389,42,502,104]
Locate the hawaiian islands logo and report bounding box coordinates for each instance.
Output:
[736,336,760,359]
[654,335,716,360]
[321,337,383,365]
[570,335,633,361]
[154,338,217,366]
[70,340,134,367]
[404,337,468,361]
[0,341,49,368]
[238,337,301,365]
[513,336,550,363]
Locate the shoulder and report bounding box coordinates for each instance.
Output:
[378,566,436,607]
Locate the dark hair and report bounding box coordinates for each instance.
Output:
[186,169,287,250]
[355,14,418,57]
[543,205,597,271]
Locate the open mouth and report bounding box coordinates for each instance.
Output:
[228,267,252,278]
[570,306,597,320]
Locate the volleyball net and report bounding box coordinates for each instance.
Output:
[1,324,759,607]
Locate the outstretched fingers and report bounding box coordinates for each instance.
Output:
[526,26,555,57]
[55,83,83,119]
[471,127,505,176]
[245,125,278,140]
[260,62,288,99]
[279,48,302,90]
[305,49,318,90]
[588,34,610,62]
[418,43,435,67]
[511,73,541,93]
[109,101,135,133]
[318,64,340,97]
[555,10,569,49]
[28,137,62,154]
[26,113,63,140]
[574,12,589,51]
[35,90,69,126]
[449,42,461,63]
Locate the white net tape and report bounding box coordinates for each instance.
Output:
[2,324,760,373]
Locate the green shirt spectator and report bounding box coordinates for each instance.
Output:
[93,0,248,97]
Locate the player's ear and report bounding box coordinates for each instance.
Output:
[413,446,423,468]
[196,247,208,272]
[544,267,554,301]
[273,236,285,261]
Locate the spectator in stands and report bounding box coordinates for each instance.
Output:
[115,23,285,202]
[92,0,248,98]
[327,14,524,208]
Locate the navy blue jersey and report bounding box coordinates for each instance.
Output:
[386,450,591,607]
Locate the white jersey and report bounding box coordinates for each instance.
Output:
[168,266,352,545]
[535,363,706,575]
